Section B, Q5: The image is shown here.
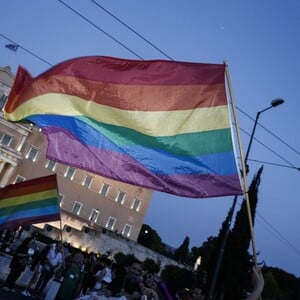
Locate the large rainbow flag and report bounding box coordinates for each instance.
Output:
[0,175,60,230]
[4,56,242,198]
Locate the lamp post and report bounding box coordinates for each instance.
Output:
[207,98,284,300]
[244,98,284,173]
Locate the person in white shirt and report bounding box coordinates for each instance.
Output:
[34,241,64,296]
[93,257,113,295]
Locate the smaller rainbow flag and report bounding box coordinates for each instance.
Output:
[0,175,60,231]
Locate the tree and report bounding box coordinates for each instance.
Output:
[114,252,139,267]
[137,224,165,253]
[191,236,220,290]
[161,264,196,297]
[263,271,279,299]
[205,205,236,297]
[143,258,161,274]
[219,166,264,299]
[262,266,300,299]
[174,236,190,263]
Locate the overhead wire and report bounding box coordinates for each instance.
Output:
[256,212,300,257]
[247,158,300,171]
[90,0,174,61]
[57,0,144,60]
[0,33,53,67]
[238,126,297,169]
[236,106,300,157]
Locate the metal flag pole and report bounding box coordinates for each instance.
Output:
[207,62,259,300]
[224,62,259,267]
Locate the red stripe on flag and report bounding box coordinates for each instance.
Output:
[0,175,57,200]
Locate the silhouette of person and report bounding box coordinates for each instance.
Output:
[3,237,36,292]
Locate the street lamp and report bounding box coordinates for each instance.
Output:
[207,98,285,300]
[244,98,284,171]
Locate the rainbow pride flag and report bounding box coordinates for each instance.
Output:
[0,175,60,230]
[4,56,242,198]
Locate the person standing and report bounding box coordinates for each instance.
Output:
[2,237,36,292]
[55,252,84,300]
[80,252,97,295]
[34,241,64,297]
[21,242,51,297]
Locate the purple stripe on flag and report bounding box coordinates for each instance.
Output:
[44,127,242,198]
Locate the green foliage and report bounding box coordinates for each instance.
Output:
[113,252,139,267]
[262,266,300,299]
[263,271,279,298]
[137,224,165,253]
[142,258,161,274]
[129,167,298,299]
[216,167,264,299]
[161,264,196,296]
[174,236,190,263]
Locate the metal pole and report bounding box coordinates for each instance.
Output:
[207,100,284,299]
[207,195,238,299]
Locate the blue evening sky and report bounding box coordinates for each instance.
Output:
[1,1,299,277]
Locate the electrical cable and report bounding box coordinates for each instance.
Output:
[247,158,300,171]
[57,0,144,60]
[256,212,300,257]
[90,0,174,60]
[0,33,53,67]
[236,106,300,157]
[238,126,296,168]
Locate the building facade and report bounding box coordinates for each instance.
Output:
[0,65,153,242]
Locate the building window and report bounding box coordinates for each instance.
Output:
[58,194,64,206]
[26,146,39,162]
[46,160,57,171]
[65,167,76,180]
[0,133,12,146]
[122,224,132,237]
[115,191,126,204]
[71,201,82,215]
[106,217,116,231]
[99,183,110,197]
[83,175,93,188]
[0,94,8,109]
[14,175,25,183]
[131,198,142,212]
[89,209,99,223]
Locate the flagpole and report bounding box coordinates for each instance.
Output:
[58,217,66,266]
[207,62,259,300]
[224,62,259,268]
[55,175,65,265]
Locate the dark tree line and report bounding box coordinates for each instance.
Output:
[138,166,300,299]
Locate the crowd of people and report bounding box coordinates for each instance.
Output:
[0,231,264,300]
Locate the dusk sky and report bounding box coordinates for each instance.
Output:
[1,1,299,277]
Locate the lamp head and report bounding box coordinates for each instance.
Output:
[271,98,284,107]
